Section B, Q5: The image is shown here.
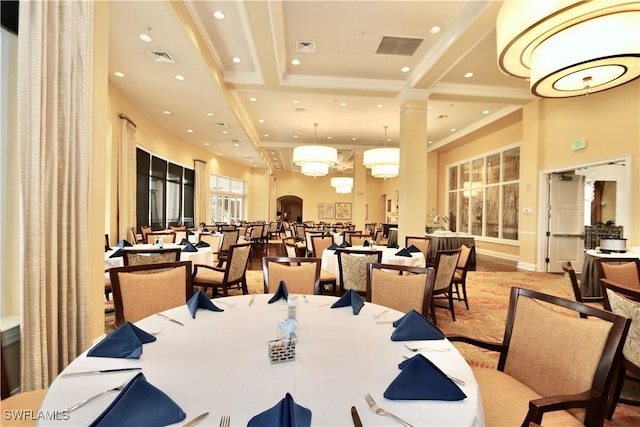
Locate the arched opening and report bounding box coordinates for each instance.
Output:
[277,195,303,223]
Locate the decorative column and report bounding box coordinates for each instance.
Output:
[397,89,430,246]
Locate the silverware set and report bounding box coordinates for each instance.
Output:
[364,393,413,427]
[403,343,451,353]
[66,380,129,413]
[219,415,230,427]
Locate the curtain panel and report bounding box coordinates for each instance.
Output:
[194,159,207,226]
[117,114,136,240]
[18,0,93,389]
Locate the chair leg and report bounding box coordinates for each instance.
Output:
[448,289,456,321]
[241,278,249,295]
[461,281,469,310]
[607,363,626,419]
[430,300,437,325]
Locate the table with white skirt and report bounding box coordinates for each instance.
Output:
[580,248,640,297]
[104,243,215,273]
[38,294,484,426]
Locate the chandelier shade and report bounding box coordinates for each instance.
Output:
[363,126,399,179]
[292,123,338,177]
[330,177,353,193]
[497,1,640,98]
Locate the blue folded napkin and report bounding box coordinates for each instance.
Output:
[407,244,421,253]
[178,238,189,245]
[105,245,110,252]
[339,241,351,248]
[181,242,198,252]
[116,239,133,248]
[327,243,339,250]
[391,310,444,341]
[331,289,365,315]
[384,354,466,401]
[394,248,412,257]
[89,373,186,427]
[387,242,399,249]
[109,249,123,258]
[87,322,156,359]
[363,240,370,247]
[247,393,312,427]
[195,240,210,248]
[268,281,289,303]
[187,290,223,318]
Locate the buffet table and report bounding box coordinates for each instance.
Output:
[425,233,476,269]
[39,294,483,426]
[580,249,640,297]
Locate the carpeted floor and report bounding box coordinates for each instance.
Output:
[104,269,639,425]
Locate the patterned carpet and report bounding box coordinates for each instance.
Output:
[104,269,639,425]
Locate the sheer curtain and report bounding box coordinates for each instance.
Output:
[194,159,208,226]
[18,0,93,389]
[118,114,137,240]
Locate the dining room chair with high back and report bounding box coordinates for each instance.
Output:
[248,223,265,246]
[140,225,153,244]
[448,286,629,427]
[600,279,640,418]
[562,261,604,318]
[349,234,368,246]
[262,256,321,295]
[198,233,222,266]
[596,258,640,290]
[294,224,306,242]
[283,236,306,258]
[145,231,176,244]
[343,230,362,245]
[122,247,182,266]
[387,228,399,247]
[267,221,280,240]
[216,229,240,267]
[429,249,461,325]
[1,352,48,427]
[192,242,252,297]
[169,224,187,231]
[451,244,474,310]
[405,236,431,267]
[128,226,143,244]
[310,234,338,295]
[304,230,324,257]
[366,263,435,316]
[336,249,383,296]
[110,261,193,326]
[174,230,187,244]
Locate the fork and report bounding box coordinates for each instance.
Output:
[66,380,128,413]
[403,343,451,352]
[373,309,389,319]
[364,393,413,427]
[302,295,309,304]
[219,415,230,427]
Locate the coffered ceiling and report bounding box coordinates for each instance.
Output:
[108,1,534,173]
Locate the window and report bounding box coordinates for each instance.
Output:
[136,148,194,230]
[209,175,245,223]
[447,145,520,241]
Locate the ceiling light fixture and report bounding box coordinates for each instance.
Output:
[363,126,399,179]
[292,123,338,177]
[213,10,225,20]
[331,177,354,194]
[497,0,640,98]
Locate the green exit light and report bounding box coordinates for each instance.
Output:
[571,138,587,151]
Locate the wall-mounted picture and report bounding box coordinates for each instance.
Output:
[318,203,334,219]
[335,202,352,220]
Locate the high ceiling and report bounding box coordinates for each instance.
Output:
[108,1,534,173]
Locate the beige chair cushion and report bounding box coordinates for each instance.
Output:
[370,268,428,314]
[193,268,225,285]
[0,389,48,427]
[267,262,317,295]
[473,368,583,427]
[320,269,336,281]
[601,262,640,287]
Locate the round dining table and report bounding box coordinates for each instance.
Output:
[104,243,215,272]
[38,294,484,426]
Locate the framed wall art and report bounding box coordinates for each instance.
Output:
[335,202,352,220]
[318,203,334,219]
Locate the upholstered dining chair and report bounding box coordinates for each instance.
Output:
[145,231,176,244]
[262,256,321,295]
[122,247,181,266]
[284,237,306,258]
[596,258,640,290]
[110,261,193,326]
[1,354,47,427]
[448,287,629,427]
[248,223,265,245]
[600,279,640,418]
[140,225,153,244]
[562,261,604,318]
[336,249,382,296]
[169,224,187,231]
[451,244,474,310]
[216,229,240,267]
[348,234,368,246]
[405,236,431,266]
[192,242,252,297]
[198,233,222,265]
[429,249,461,325]
[128,226,143,244]
[366,263,435,316]
[310,235,338,295]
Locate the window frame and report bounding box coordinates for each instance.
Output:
[209,174,245,224]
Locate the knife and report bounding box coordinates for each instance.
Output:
[351,406,363,427]
[248,294,255,306]
[183,411,209,427]
[62,367,142,377]
[156,313,184,326]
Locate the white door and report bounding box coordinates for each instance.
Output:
[546,173,585,273]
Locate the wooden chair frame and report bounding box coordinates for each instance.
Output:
[192,242,252,297]
[430,249,460,324]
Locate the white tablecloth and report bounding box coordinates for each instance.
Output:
[104,243,215,273]
[321,245,426,281]
[39,294,483,426]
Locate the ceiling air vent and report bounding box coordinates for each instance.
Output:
[296,41,316,53]
[375,36,423,56]
[145,50,175,63]
[215,122,228,128]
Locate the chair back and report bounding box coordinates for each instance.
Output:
[169,224,187,231]
[110,261,192,326]
[432,249,460,292]
[310,235,334,258]
[498,287,630,426]
[262,257,321,295]
[249,224,264,241]
[220,229,240,252]
[562,261,584,303]
[366,263,435,316]
[304,231,324,255]
[283,237,300,258]
[127,227,139,245]
[295,224,306,241]
[174,230,187,243]
[199,233,222,250]
[349,235,367,246]
[387,229,398,247]
[336,249,382,294]
[140,225,152,242]
[405,236,431,263]
[596,258,640,288]
[145,231,176,244]
[601,280,640,369]
[223,243,252,285]
[123,247,181,266]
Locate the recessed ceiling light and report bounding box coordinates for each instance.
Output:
[401,66,410,73]
[114,71,124,77]
[264,134,269,137]
[217,153,223,156]
[204,142,210,146]
[243,154,250,158]
[213,10,225,20]
[482,110,490,115]
[293,135,298,138]
[206,112,214,117]
[249,97,257,102]
[291,59,300,66]
[175,75,185,81]
[464,72,474,78]
[450,128,456,132]
[163,110,171,115]
[187,129,194,133]
[327,136,333,140]
[222,130,229,134]
[428,140,433,144]
[293,100,299,104]
[340,102,347,107]
[430,26,441,34]
[139,34,152,42]
[258,119,264,123]
[376,104,383,108]
[352,137,357,141]
[232,57,241,63]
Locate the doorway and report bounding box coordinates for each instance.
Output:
[277,195,303,223]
